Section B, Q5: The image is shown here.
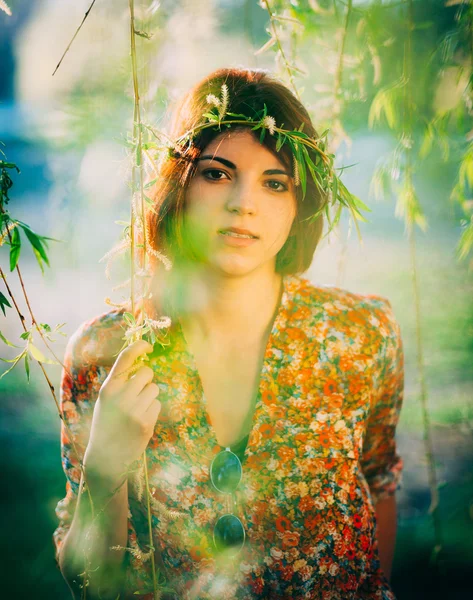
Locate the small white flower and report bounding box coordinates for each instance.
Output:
[262,115,276,135]
[219,83,229,120]
[146,245,173,270]
[145,316,172,330]
[293,155,301,186]
[124,323,145,340]
[0,1,12,16]
[206,93,221,107]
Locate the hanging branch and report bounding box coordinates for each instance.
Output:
[381,0,445,562]
[52,0,98,76]
[259,0,302,101]
[331,0,353,287]
[0,153,115,598]
[449,4,473,264]
[332,0,353,122]
[364,0,448,564]
[0,271,99,600]
[0,260,131,600]
[126,2,164,597]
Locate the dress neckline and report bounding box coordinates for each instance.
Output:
[176,274,292,458]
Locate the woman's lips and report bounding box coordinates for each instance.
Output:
[218,231,259,247]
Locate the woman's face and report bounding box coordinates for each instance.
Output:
[183,129,297,277]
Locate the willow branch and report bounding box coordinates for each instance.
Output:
[52,0,98,76]
[129,1,160,597]
[0,265,96,517]
[261,0,301,101]
[404,0,444,557]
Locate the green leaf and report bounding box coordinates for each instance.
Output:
[225,112,249,119]
[276,133,286,152]
[9,226,21,271]
[259,127,266,144]
[294,143,307,199]
[289,131,309,139]
[144,178,158,189]
[0,330,20,347]
[31,247,45,274]
[350,194,372,213]
[370,79,406,131]
[419,120,434,159]
[332,175,338,204]
[0,291,12,316]
[332,203,343,228]
[134,28,152,39]
[28,343,57,364]
[123,312,136,327]
[0,350,26,380]
[202,112,219,122]
[37,235,62,243]
[18,224,50,270]
[24,352,30,383]
[300,145,317,170]
[20,331,30,340]
[457,217,473,261]
[54,322,67,335]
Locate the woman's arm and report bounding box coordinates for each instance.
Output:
[374,493,398,581]
[54,317,161,598]
[360,296,404,581]
[58,462,129,599]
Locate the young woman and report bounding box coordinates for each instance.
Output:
[54,68,404,600]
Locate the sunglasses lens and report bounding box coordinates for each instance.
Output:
[213,514,245,553]
[210,450,242,494]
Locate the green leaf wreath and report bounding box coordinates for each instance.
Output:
[172,83,371,241]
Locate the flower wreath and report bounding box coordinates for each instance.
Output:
[169,83,370,238]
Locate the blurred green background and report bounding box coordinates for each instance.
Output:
[0,0,472,598]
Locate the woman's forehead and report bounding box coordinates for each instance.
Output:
[200,129,286,169]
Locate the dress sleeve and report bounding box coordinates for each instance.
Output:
[53,313,163,597]
[360,297,405,505]
[52,319,111,566]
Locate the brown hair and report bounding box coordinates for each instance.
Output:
[145,67,326,276]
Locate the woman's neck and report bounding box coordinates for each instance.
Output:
[164,264,284,347]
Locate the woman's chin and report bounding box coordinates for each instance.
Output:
[210,254,261,277]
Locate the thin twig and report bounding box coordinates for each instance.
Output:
[404,0,443,558]
[0,264,94,513]
[129,1,161,597]
[52,0,98,76]
[261,0,301,101]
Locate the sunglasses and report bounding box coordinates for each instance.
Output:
[210,446,246,556]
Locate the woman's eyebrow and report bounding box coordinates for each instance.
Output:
[198,155,236,169]
[198,155,290,176]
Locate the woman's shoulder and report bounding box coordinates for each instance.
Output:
[66,307,128,368]
[290,274,399,333]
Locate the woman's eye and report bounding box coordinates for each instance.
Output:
[266,180,288,192]
[202,169,229,181]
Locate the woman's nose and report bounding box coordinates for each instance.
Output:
[225,181,257,215]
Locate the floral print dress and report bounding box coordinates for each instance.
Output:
[53,274,404,600]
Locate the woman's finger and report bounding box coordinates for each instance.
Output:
[125,366,155,397]
[134,383,161,418]
[108,340,153,385]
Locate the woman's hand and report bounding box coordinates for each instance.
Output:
[84,339,161,480]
